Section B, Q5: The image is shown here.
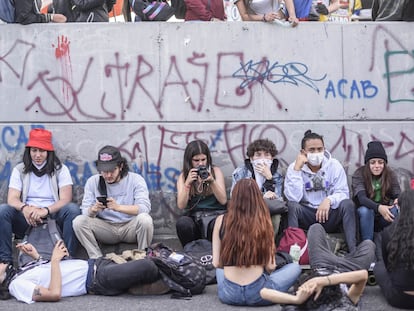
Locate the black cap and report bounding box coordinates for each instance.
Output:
[365,141,387,164]
[96,145,122,171]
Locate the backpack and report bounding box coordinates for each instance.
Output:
[171,0,186,19]
[0,0,15,23]
[18,218,63,267]
[146,243,206,298]
[277,227,309,265]
[183,239,216,285]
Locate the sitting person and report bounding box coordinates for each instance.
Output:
[374,189,414,309]
[0,240,161,303]
[284,130,357,253]
[176,140,227,247]
[71,0,116,22]
[292,0,340,20]
[184,0,226,21]
[73,145,153,258]
[231,138,287,238]
[213,179,301,306]
[0,128,80,271]
[260,222,375,309]
[352,141,400,242]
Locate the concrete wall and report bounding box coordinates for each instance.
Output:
[0,22,413,238]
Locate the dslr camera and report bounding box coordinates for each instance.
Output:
[196,165,209,180]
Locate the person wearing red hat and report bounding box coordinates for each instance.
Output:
[352,141,400,242]
[0,128,80,275]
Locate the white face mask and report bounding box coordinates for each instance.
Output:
[251,159,273,167]
[307,152,324,167]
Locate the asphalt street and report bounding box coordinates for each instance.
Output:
[1,281,411,311]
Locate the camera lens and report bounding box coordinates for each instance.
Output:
[197,166,209,180]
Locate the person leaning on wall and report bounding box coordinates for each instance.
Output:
[352,141,400,245]
[0,128,80,272]
[15,0,67,24]
[73,145,154,259]
[234,0,299,26]
[184,0,227,21]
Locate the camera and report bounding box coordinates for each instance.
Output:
[196,165,209,180]
[96,196,107,207]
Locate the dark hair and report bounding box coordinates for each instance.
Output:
[361,163,394,203]
[283,270,345,310]
[220,179,275,267]
[182,140,216,196]
[182,140,215,179]
[387,189,414,271]
[22,147,62,176]
[301,130,324,150]
[246,139,277,158]
[118,158,130,178]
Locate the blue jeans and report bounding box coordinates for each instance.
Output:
[0,203,80,264]
[357,205,399,241]
[216,263,301,306]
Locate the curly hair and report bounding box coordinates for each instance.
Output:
[219,179,275,267]
[301,130,324,150]
[246,138,278,158]
[387,189,414,271]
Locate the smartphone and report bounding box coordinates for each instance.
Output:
[96,196,107,207]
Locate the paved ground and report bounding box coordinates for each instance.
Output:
[1,282,410,311]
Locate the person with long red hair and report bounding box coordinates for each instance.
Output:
[212,179,301,306]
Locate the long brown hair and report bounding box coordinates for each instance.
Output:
[362,163,393,203]
[220,179,275,267]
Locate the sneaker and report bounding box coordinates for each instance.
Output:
[0,264,16,300]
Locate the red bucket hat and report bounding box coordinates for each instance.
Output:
[26,128,54,151]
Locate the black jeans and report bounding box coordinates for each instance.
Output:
[287,199,357,253]
[307,223,375,272]
[88,258,160,296]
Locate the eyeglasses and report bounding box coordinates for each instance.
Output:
[369,159,385,165]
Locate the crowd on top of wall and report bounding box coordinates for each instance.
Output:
[0,0,413,25]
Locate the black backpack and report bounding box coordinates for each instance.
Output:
[146,243,206,298]
[18,218,63,267]
[183,239,216,285]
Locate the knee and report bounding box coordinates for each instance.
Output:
[357,206,372,218]
[308,223,324,236]
[61,203,81,218]
[0,204,14,218]
[72,215,88,231]
[175,216,194,230]
[287,201,300,213]
[136,213,153,229]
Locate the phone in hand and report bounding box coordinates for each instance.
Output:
[96,196,107,207]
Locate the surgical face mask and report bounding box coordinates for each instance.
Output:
[307,152,324,167]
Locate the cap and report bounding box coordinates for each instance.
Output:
[96,145,122,172]
[26,128,54,151]
[365,141,387,164]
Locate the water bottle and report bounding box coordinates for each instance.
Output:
[289,243,301,264]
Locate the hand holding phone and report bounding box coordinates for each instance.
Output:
[96,196,107,207]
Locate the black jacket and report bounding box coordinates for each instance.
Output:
[15,0,52,25]
[72,0,112,22]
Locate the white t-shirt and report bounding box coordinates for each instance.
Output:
[249,0,279,15]
[9,260,88,304]
[8,164,73,207]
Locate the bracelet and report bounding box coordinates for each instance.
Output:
[262,14,267,22]
[20,204,28,212]
[44,206,51,216]
[326,275,331,286]
[36,255,43,261]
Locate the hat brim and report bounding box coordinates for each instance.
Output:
[96,161,118,172]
